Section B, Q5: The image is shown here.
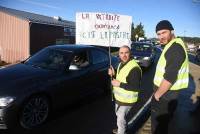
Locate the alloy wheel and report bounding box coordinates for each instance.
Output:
[20,96,49,129]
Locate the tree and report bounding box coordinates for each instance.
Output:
[131,22,145,41]
[179,36,200,45]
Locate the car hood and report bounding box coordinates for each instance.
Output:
[0,63,58,95]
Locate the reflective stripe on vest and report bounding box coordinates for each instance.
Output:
[113,60,141,103]
[153,38,189,90]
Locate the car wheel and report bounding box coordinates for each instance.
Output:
[19,95,49,129]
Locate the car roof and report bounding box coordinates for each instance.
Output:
[47,44,103,52]
[132,42,153,46]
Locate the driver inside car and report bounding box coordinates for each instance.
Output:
[69,54,89,70]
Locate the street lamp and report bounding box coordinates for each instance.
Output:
[135,34,138,41]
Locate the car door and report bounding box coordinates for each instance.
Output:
[86,48,110,92]
[56,49,95,104]
[65,48,110,98]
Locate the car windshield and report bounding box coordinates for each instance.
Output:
[24,48,72,70]
[132,43,152,52]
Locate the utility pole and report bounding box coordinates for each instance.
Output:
[184,30,186,42]
[183,30,187,48]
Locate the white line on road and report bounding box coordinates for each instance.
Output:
[128,95,153,126]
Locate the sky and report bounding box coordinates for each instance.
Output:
[0,0,200,38]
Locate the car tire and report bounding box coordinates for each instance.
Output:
[19,95,50,129]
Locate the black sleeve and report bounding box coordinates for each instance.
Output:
[164,43,186,84]
[119,67,141,91]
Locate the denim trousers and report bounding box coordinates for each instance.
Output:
[151,90,179,134]
[115,103,132,134]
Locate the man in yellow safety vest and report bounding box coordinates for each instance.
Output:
[151,20,189,134]
[108,45,142,134]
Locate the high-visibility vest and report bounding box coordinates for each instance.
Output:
[154,38,189,90]
[113,59,141,103]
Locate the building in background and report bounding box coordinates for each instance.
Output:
[0,6,75,63]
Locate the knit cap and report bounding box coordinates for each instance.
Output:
[156,20,174,32]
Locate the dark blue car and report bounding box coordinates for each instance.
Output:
[0,44,119,129]
[131,42,155,68]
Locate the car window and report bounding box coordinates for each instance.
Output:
[91,49,109,64]
[69,51,89,70]
[25,48,72,70]
[132,43,152,52]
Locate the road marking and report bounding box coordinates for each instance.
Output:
[128,95,153,125]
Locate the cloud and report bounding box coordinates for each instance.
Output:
[18,0,62,9]
[193,0,200,3]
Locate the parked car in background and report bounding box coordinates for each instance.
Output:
[0,44,119,129]
[196,48,200,61]
[131,42,155,68]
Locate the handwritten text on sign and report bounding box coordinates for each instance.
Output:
[76,12,132,47]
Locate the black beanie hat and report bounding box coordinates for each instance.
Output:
[156,20,174,33]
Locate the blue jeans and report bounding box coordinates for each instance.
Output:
[115,103,132,134]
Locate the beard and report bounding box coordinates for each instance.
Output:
[160,34,174,45]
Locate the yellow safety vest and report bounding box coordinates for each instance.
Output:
[154,38,189,90]
[113,59,141,103]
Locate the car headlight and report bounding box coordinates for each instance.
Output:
[0,66,5,69]
[0,97,15,107]
[143,57,150,60]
